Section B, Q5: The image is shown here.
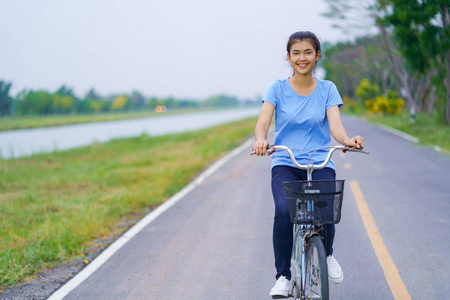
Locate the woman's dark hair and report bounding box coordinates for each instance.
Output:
[286,31,321,75]
[286,31,321,55]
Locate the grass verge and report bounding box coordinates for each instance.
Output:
[344,110,450,152]
[0,116,257,288]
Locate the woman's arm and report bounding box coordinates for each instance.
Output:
[253,101,275,156]
[327,105,364,149]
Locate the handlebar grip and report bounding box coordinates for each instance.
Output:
[343,147,370,155]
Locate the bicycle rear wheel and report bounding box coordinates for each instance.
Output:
[305,236,329,300]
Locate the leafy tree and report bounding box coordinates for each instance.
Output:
[322,36,396,98]
[323,0,446,122]
[111,95,128,111]
[0,80,13,116]
[53,94,75,113]
[381,0,450,123]
[204,94,239,107]
[356,79,381,102]
[85,88,101,100]
[55,85,76,98]
[129,90,146,110]
[16,90,55,115]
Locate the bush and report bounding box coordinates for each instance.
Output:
[355,79,405,115]
[365,95,405,115]
[356,79,380,102]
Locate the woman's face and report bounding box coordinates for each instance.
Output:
[287,40,320,76]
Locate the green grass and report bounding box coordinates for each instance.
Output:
[0,116,257,288]
[343,110,450,152]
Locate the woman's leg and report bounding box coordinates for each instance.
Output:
[271,166,306,280]
[312,167,336,256]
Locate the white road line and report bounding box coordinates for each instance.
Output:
[376,124,419,143]
[48,138,254,300]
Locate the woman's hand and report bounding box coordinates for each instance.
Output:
[253,140,269,156]
[344,135,364,149]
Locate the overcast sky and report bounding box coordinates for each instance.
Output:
[1,0,363,100]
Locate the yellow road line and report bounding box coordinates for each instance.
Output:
[349,180,412,300]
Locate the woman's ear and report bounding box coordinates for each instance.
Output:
[316,50,321,62]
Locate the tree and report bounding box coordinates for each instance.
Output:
[323,0,446,122]
[204,94,239,107]
[129,90,146,110]
[85,88,101,101]
[322,35,397,98]
[0,80,13,116]
[382,0,450,123]
[55,84,76,98]
[111,95,128,111]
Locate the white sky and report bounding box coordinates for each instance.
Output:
[0,0,361,100]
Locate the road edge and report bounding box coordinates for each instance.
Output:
[47,137,254,300]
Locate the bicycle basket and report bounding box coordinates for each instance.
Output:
[283,180,345,225]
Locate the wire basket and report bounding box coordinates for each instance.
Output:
[284,180,345,225]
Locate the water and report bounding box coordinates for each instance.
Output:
[0,108,260,159]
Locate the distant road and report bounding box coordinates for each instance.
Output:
[50,115,450,299]
[0,107,259,159]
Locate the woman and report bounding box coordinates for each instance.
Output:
[253,31,364,298]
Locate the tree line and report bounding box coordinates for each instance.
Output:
[0,83,253,117]
[322,0,449,124]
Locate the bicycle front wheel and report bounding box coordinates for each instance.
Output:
[305,236,329,300]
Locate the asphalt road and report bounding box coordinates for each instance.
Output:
[52,115,450,300]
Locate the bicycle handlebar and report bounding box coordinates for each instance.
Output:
[266,145,369,171]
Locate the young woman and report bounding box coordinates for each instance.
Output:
[253,31,364,298]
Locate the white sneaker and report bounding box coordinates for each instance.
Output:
[269,275,291,298]
[327,255,344,284]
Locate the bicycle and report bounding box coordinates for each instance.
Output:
[265,145,368,300]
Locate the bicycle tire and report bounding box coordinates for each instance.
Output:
[291,228,302,299]
[305,236,329,300]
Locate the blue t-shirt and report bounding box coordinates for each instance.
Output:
[263,78,343,170]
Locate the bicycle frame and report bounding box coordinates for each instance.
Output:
[268,145,368,300]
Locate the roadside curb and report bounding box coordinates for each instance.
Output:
[375,123,444,153]
[47,137,254,300]
[375,123,419,143]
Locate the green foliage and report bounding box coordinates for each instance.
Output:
[204,94,239,107]
[323,35,400,98]
[322,0,449,124]
[342,96,365,114]
[353,79,405,115]
[111,95,128,111]
[365,95,405,115]
[0,80,13,116]
[383,0,449,74]
[1,80,244,118]
[356,79,381,102]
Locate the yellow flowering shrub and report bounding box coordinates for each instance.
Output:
[365,95,405,115]
[356,79,380,102]
[111,95,128,111]
[356,79,405,115]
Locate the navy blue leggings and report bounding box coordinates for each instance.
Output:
[271,166,336,280]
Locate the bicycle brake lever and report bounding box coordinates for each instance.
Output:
[250,144,275,155]
[266,144,275,155]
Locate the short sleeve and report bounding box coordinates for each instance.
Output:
[326,82,343,110]
[262,81,278,107]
